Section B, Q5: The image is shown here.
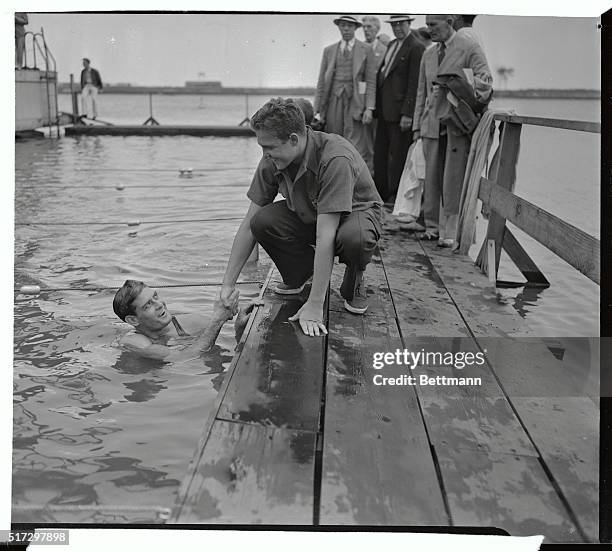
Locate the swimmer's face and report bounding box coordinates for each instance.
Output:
[256,129,300,171]
[128,286,172,331]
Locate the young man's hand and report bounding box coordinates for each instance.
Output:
[220,285,238,310]
[289,300,327,337]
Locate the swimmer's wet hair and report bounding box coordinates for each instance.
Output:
[113,279,146,321]
[250,97,306,141]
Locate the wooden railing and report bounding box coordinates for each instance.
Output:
[476,115,600,287]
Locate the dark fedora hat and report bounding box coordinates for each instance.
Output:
[333,15,362,27]
[385,14,415,23]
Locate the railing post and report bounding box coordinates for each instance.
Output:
[70,73,79,120]
[477,121,522,280]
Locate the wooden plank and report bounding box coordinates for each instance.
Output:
[502,227,550,287]
[328,252,394,318]
[381,229,470,337]
[512,397,599,542]
[320,311,448,525]
[479,177,600,285]
[417,248,598,541]
[437,447,584,542]
[174,420,316,523]
[170,267,275,522]
[419,241,535,337]
[478,121,522,278]
[479,338,599,541]
[493,113,600,134]
[216,284,326,431]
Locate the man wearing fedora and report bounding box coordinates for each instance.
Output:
[314,15,377,172]
[373,14,425,202]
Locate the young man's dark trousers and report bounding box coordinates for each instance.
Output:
[250,201,381,299]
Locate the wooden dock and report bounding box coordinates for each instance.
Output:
[168,221,598,541]
[165,114,599,541]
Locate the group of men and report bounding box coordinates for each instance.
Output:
[314,14,493,245]
[114,14,493,361]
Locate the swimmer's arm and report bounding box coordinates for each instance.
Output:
[120,333,173,361]
[178,295,239,356]
[120,315,226,361]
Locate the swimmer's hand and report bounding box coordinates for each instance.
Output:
[234,300,264,342]
[213,289,240,321]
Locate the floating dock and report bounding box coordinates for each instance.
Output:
[169,218,599,542]
[65,125,254,137]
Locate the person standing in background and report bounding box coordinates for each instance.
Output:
[314,16,377,171]
[361,16,389,68]
[373,14,424,203]
[361,15,388,175]
[415,26,434,49]
[15,13,28,68]
[420,14,492,247]
[80,57,103,120]
[453,15,485,48]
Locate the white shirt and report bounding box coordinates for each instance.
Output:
[340,38,356,52]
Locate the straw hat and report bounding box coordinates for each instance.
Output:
[333,15,362,27]
[385,14,415,23]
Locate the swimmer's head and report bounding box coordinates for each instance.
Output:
[113,280,172,331]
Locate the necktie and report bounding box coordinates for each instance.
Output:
[438,42,446,66]
[383,42,399,78]
[343,41,350,57]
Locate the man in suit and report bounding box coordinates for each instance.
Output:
[80,57,103,119]
[361,16,389,68]
[373,14,425,202]
[314,15,377,171]
[413,14,492,245]
[361,15,389,175]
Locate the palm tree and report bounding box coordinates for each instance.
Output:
[496,66,515,89]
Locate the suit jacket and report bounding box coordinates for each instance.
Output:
[314,39,377,120]
[370,37,387,69]
[413,32,492,138]
[375,32,424,123]
[80,67,103,90]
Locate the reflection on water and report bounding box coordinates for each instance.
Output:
[14,135,265,523]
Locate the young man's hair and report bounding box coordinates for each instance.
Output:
[82,57,90,64]
[250,97,306,141]
[113,279,146,321]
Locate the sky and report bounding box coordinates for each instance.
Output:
[24,12,601,90]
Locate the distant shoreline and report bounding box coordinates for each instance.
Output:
[57,84,600,100]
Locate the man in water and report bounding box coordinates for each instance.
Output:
[219,98,383,337]
[113,280,252,361]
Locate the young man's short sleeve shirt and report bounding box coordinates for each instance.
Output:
[247,128,383,225]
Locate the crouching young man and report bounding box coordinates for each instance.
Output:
[219,98,383,337]
[113,280,252,361]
